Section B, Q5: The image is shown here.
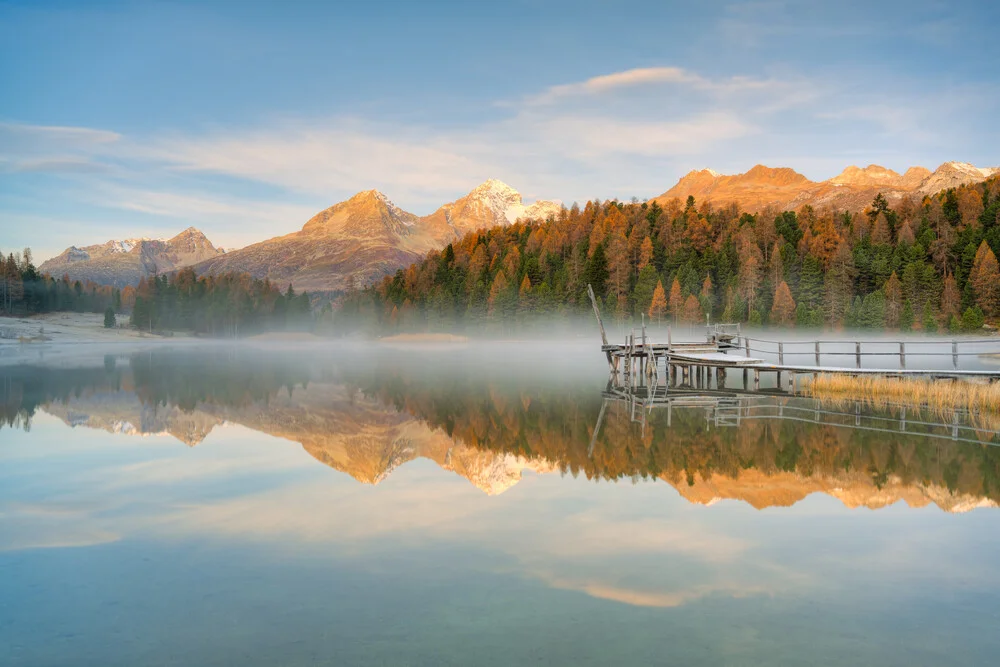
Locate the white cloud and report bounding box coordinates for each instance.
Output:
[529,66,703,104]
[0,122,120,173]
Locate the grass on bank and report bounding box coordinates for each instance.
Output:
[803,374,1000,425]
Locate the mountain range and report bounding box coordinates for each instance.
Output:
[37,163,997,292]
[653,161,998,212]
[40,180,561,292]
[38,227,224,289]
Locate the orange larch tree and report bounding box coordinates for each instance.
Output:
[649,280,667,322]
[770,281,796,326]
[668,277,684,322]
[970,241,1000,316]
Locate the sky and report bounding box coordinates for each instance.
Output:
[1,0,999,262]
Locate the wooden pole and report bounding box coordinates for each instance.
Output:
[815,341,820,366]
[753,369,760,391]
[952,340,958,369]
[587,284,608,346]
[778,341,784,365]
[899,342,906,370]
[855,341,861,369]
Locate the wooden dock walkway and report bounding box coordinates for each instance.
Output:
[587,284,1000,389]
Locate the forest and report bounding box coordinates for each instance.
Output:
[0,251,312,336]
[128,268,312,336]
[340,176,1000,334]
[0,248,123,317]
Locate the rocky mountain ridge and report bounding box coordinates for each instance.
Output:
[38,226,224,289]
[654,161,999,213]
[189,180,561,292]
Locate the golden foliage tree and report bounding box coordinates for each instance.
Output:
[770,281,796,326]
[668,278,683,322]
[970,241,1000,316]
[958,189,984,229]
[649,280,667,322]
[681,294,703,324]
[637,236,653,272]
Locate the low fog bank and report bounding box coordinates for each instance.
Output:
[4,309,999,374]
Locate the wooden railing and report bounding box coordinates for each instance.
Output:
[741,336,1000,370]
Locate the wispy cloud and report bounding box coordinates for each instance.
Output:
[526,66,806,106]
[4,58,997,262]
[0,122,120,174]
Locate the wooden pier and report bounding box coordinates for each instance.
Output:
[587,284,1000,390]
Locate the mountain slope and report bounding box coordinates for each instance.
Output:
[653,161,1000,212]
[39,227,223,288]
[192,181,562,293]
[191,190,440,292]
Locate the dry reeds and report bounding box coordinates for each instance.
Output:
[803,374,1000,434]
[804,373,1000,413]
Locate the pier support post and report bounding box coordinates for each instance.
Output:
[743,368,748,390]
[753,369,760,391]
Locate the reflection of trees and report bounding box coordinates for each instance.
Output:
[1,362,125,430]
[357,370,1000,503]
[0,351,312,432]
[129,351,312,411]
[4,351,1000,505]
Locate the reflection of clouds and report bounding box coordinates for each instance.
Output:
[540,576,771,609]
[5,413,997,614]
[0,503,120,552]
[4,415,789,609]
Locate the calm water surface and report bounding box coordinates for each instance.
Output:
[2,343,999,666]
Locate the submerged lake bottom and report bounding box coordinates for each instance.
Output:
[2,342,999,666]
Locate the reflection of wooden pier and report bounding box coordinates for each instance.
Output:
[588,285,1000,389]
[590,382,1000,453]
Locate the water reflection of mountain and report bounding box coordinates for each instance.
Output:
[3,350,999,511]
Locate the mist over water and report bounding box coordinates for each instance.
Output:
[2,342,1000,666]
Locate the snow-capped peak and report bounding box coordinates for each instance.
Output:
[705,168,720,177]
[372,190,416,226]
[464,179,562,225]
[941,161,995,178]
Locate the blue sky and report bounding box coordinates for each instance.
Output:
[1,0,999,262]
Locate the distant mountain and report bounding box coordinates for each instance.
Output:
[653,161,1000,212]
[192,180,562,293]
[191,190,441,293]
[39,227,223,288]
[419,178,562,239]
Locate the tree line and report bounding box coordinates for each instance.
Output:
[0,249,314,337]
[0,248,124,317]
[339,176,1000,334]
[130,268,312,336]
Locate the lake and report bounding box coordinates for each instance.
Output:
[2,342,1000,666]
